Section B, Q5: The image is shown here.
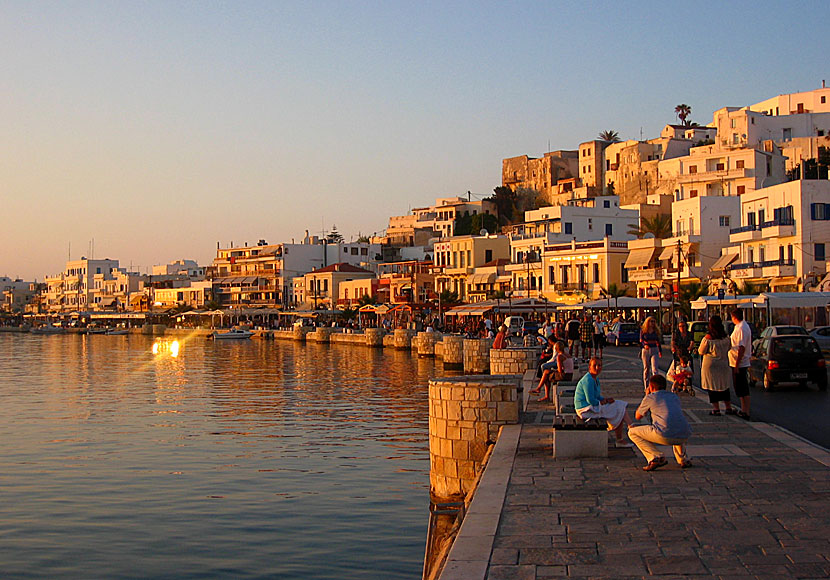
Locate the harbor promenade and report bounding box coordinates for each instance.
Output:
[440,350,830,580]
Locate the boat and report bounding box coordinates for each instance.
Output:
[209,328,253,340]
[31,322,66,335]
[106,328,130,335]
[84,327,108,335]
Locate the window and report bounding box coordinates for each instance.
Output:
[823,96,827,104]
[732,133,739,144]
[731,119,737,128]
[621,263,628,283]
[361,248,367,255]
[819,130,825,137]
[603,200,610,208]
[689,217,695,234]
[811,203,830,220]
[690,189,698,198]
[719,216,730,227]
[783,128,792,141]
[605,223,613,236]
[485,249,493,262]
[758,209,765,224]
[588,218,593,231]
[737,185,746,195]
[564,222,573,235]
[549,266,555,285]
[351,247,358,255]
[816,244,826,262]
[593,263,600,283]
[689,165,697,174]
[788,245,793,262]
[736,160,745,169]
[747,212,756,227]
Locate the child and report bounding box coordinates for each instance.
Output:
[667,354,694,397]
[629,374,693,471]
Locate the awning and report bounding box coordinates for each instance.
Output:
[752,291,830,308]
[625,248,656,268]
[658,246,677,260]
[769,277,799,288]
[710,252,739,271]
[99,297,116,306]
[468,273,496,285]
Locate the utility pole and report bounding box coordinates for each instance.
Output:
[672,239,683,331]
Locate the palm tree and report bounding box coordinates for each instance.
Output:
[675,104,692,126]
[598,130,620,142]
[600,283,629,311]
[627,214,672,239]
[677,281,707,320]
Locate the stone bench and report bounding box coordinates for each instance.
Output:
[552,414,608,459]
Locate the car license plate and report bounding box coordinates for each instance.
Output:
[790,373,808,379]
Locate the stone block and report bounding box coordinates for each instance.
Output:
[462,407,478,421]
[446,425,460,440]
[497,401,519,423]
[461,427,476,441]
[452,440,470,460]
[552,429,608,458]
[457,459,475,480]
[446,401,462,420]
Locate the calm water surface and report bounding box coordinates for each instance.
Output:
[0,333,442,579]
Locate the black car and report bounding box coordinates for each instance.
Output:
[750,334,827,391]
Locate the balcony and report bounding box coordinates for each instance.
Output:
[677,167,749,183]
[760,217,796,238]
[729,262,762,279]
[628,268,664,282]
[552,283,592,293]
[729,224,762,242]
[760,259,796,277]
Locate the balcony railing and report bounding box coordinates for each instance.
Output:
[760,217,795,229]
[729,224,758,235]
[553,283,590,292]
[730,262,759,270]
[759,258,795,268]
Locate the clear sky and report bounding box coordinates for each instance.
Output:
[2,0,828,280]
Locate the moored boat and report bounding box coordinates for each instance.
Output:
[31,323,66,335]
[209,328,253,340]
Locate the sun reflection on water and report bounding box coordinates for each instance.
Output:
[152,338,180,357]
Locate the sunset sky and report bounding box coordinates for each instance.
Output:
[2,1,828,280]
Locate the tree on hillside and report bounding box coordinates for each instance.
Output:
[598,130,620,142]
[326,225,344,244]
[487,186,518,227]
[454,211,499,236]
[627,214,672,239]
[675,104,692,126]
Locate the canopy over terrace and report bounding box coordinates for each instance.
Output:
[752,292,830,327]
[558,296,672,322]
[444,297,563,318]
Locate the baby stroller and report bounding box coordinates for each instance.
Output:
[667,359,695,396]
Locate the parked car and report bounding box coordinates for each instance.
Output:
[753,325,808,349]
[689,321,708,345]
[749,334,827,391]
[606,321,640,346]
[521,320,540,336]
[809,326,830,352]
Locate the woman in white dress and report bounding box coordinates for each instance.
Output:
[697,315,735,415]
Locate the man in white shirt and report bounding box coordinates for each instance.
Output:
[729,308,753,420]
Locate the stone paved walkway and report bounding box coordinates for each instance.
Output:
[485,350,830,579]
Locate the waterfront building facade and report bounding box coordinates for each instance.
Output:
[541,238,631,303]
[382,196,495,246]
[299,263,376,310]
[433,234,510,301]
[718,180,830,292]
[626,195,739,298]
[44,258,122,313]
[0,278,36,313]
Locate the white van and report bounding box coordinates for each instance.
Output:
[503,316,525,334]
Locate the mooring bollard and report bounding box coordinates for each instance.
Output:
[463,338,492,374]
[489,346,541,375]
[428,375,521,500]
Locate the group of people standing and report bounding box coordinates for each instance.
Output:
[638,309,752,420]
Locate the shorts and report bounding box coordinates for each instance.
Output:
[593,334,604,349]
[568,338,580,348]
[732,367,750,397]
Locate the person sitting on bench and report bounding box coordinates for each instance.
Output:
[574,357,633,448]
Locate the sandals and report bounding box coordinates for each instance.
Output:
[709,410,721,416]
[724,408,737,415]
[643,457,668,471]
[736,411,751,420]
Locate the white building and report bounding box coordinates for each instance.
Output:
[44,258,122,313]
[717,180,830,292]
[626,195,739,297]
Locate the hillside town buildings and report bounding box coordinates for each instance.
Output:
[9,85,830,321]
